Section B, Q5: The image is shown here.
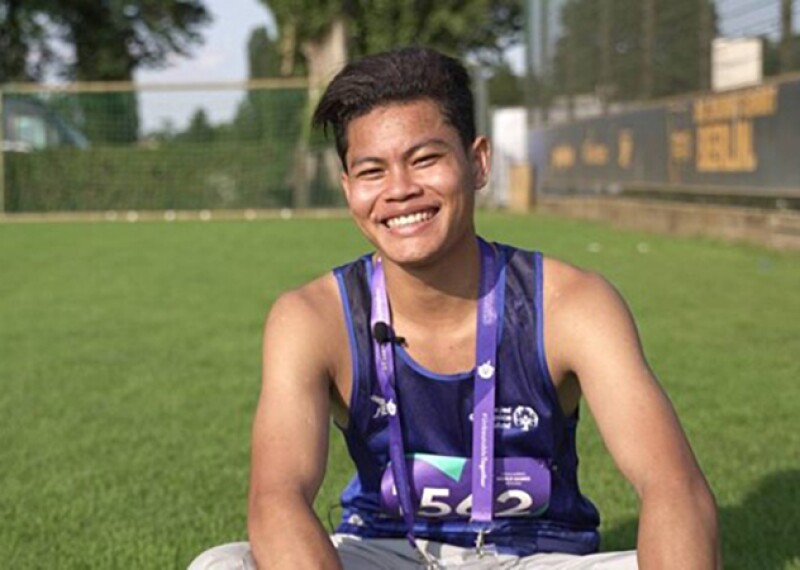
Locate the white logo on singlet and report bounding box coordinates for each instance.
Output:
[371,395,397,418]
[477,360,495,380]
[347,514,365,526]
[512,406,539,431]
[468,405,539,431]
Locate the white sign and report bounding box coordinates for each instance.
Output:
[712,37,763,92]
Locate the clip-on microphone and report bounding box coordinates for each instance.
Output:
[372,322,406,345]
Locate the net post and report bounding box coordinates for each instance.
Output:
[0,87,5,213]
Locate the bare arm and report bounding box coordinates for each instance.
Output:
[248,283,343,570]
[546,263,721,569]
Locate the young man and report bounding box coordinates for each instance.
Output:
[189,47,720,569]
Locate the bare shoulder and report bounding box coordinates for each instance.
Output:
[267,273,339,329]
[541,256,642,381]
[542,256,627,316]
[267,272,341,327]
[263,272,345,376]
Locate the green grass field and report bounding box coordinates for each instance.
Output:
[1,212,798,569]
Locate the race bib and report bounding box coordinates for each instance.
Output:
[379,454,551,520]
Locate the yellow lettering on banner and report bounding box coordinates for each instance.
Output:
[670,130,693,163]
[617,129,634,169]
[550,144,576,169]
[696,120,757,172]
[694,96,737,123]
[582,139,609,166]
[741,86,776,116]
[693,84,778,124]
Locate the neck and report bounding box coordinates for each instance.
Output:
[381,234,481,327]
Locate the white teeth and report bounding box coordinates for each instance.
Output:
[385,210,435,228]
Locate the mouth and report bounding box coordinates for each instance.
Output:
[382,207,439,229]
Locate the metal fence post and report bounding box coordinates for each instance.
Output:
[0,88,5,213]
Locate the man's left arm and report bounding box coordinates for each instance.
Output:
[548,268,721,569]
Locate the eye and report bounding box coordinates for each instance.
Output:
[356,167,384,180]
[414,154,441,167]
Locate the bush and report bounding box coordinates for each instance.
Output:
[5,141,341,212]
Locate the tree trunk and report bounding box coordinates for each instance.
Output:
[280,20,297,77]
[698,0,712,91]
[640,0,656,100]
[1,0,30,81]
[69,6,139,144]
[780,0,794,72]
[292,18,348,209]
[540,0,551,123]
[600,0,612,113]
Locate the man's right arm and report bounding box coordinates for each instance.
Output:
[247,283,343,569]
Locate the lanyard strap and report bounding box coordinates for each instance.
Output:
[370,257,416,546]
[369,238,500,547]
[470,238,499,528]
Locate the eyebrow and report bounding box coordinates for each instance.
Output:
[349,138,452,170]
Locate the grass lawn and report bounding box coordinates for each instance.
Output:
[1,212,798,569]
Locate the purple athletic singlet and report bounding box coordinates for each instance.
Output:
[332,240,600,556]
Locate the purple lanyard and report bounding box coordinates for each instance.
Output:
[370,238,500,550]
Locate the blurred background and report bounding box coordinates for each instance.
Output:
[1,0,798,247]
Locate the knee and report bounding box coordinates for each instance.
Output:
[187,542,255,570]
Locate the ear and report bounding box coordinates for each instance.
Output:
[340,169,353,205]
[470,136,491,190]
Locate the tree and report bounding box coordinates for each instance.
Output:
[259,0,524,76]
[764,34,800,77]
[2,1,211,83]
[180,108,216,143]
[234,25,305,146]
[550,0,718,103]
[51,1,211,143]
[47,1,210,82]
[488,63,524,107]
[0,0,53,82]
[2,1,212,143]
[248,25,281,79]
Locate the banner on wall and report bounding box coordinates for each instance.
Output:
[530,76,800,199]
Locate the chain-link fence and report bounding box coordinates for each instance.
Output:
[0,78,343,213]
[519,0,800,209]
[524,0,800,123]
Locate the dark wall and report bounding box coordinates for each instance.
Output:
[530,77,800,199]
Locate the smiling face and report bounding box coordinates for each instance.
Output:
[341,99,490,269]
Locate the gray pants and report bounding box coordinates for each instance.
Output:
[187,535,638,569]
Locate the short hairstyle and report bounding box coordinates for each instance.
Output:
[312,46,476,169]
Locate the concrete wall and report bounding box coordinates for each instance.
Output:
[537,197,800,250]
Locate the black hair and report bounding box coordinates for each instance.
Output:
[312,46,476,169]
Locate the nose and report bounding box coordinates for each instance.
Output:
[385,166,423,201]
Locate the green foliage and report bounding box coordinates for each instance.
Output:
[2,1,211,142]
[78,91,141,144]
[763,35,800,76]
[488,63,524,107]
[551,0,717,101]
[247,26,281,79]
[48,1,210,81]
[3,85,342,212]
[348,0,522,60]
[231,85,308,146]
[181,109,216,144]
[260,0,523,64]
[0,0,54,82]
[0,215,797,568]
[5,142,304,211]
[8,89,142,146]
[2,1,210,82]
